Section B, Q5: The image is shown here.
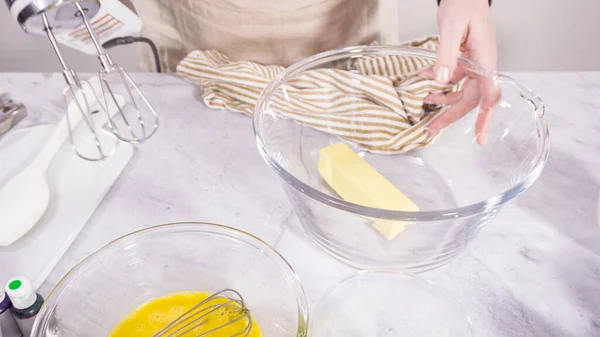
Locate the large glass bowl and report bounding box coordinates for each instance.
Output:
[31,223,309,337]
[254,45,549,271]
[312,270,473,336]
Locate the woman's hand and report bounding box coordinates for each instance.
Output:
[422,0,500,144]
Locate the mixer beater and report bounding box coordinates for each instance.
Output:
[6,0,159,161]
[72,1,159,144]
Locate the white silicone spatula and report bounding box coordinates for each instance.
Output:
[0,121,73,246]
[0,84,120,247]
[0,94,89,246]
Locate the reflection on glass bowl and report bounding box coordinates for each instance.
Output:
[312,270,474,337]
[32,223,309,337]
[254,45,549,271]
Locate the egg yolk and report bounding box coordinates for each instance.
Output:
[109,291,261,337]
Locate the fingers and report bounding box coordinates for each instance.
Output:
[428,103,475,137]
[466,8,497,109]
[427,78,480,136]
[432,0,499,145]
[473,79,501,144]
[475,106,493,144]
[468,16,499,144]
[424,91,463,106]
[467,13,497,71]
[435,7,467,83]
[420,66,467,83]
[419,67,435,80]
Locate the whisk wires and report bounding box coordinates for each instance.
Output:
[153,289,252,337]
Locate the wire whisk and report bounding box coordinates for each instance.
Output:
[153,289,253,337]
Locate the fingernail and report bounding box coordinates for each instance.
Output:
[436,67,451,83]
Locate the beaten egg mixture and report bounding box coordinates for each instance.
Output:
[109,292,261,337]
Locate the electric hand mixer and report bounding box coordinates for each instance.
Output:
[4,0,159,161]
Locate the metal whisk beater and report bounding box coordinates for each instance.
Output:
[31,0,158,161]
[153,289,253,337]
[41,10,119,161]
[73,1,159,145]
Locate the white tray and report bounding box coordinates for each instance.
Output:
[0,124,133,289]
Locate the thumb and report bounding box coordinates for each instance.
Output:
[435,22,466,84]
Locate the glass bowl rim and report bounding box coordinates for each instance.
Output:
[310,269,474,337]
[31,222,310,337]
[253,44,550,221]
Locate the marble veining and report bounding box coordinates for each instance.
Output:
[0,72,599,337]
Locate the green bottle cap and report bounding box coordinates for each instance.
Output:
[8,280,21,291]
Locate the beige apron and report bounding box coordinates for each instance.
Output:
[123,0,400,71]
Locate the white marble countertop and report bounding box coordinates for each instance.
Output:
[1,72,599,337]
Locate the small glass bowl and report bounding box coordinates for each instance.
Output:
[254,45,549,271]
[31,223,309,337]
[312,270,473,337]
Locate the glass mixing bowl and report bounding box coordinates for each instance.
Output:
[254,45,549,271]
[31,223,309,337]
[312,270,473,337]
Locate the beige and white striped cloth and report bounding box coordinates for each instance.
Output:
[176,35,462,154]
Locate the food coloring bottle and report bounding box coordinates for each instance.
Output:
[0,291,21,337]
[5,277,43,336]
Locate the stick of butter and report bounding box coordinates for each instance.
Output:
[318,142,419,240]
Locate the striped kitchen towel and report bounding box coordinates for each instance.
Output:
[176,35,461,154]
